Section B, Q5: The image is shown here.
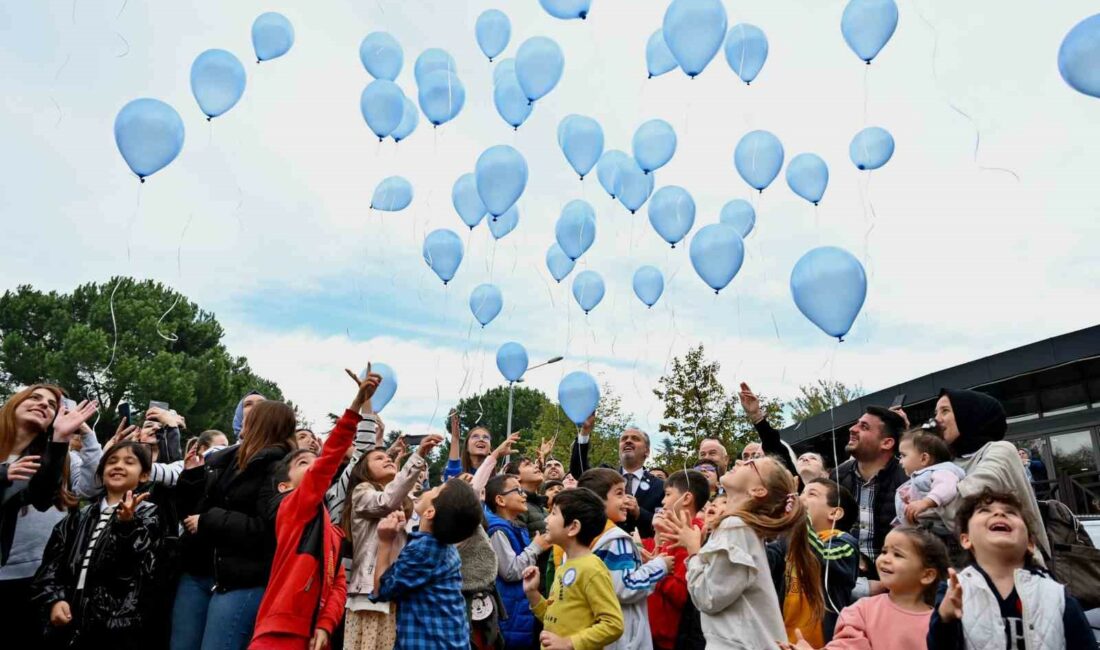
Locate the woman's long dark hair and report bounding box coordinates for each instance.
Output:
[236,401,295,469]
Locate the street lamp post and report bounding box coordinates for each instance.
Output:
[505,356,564,461]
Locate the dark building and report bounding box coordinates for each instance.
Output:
[783,325,1100,514]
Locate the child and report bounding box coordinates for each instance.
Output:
[521,488,624,650]
[702,493,728,537]
[773,477,859,644]
[504,456,549,536]
[370,479,483,649]
[577,468,670,650]
[658,456,820,649]
[484,474,551,649]
[30,441,161,650]
[645,469,708,650]
[928,489,1097,649]
[782,526,949,650]
[894,430,965,526]
[540,479,565,507]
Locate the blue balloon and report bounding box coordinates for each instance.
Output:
[734,130,784,191]
[632,266,665,308]
[493,72,533,129]
[555,200,597,261]
[596,150,631,198]
[359,363,397,412]
[493,58,516,85]
[617,160,656,213]
[546,244,576,282]
[648,186,696,248]
[849,126,894,170]
[489,205,519,240]
[571,270,605,314]
[515,37,564,102]
[422,229,464,284]
[418,70,465,126]
[785,153,829,205]
[662,0,728,78]
[724,23,768,84]
[414,48,456,84]
[539,0,591,20]
[476,145,528,218]
[452,173,487,230]
[689,224,745,293]
[646,30,679,78]
[790,246,867,340]
[190,49,246,119]
[252,12,294,62]
[841,0,898,63]
[719,199,756,238]
[558,371,600,425]
[370,176,413,212]
[114,98,185,181]
[559,115,604,179]
[469,283,503,327]
[496,342,529,382]
[1059,14,1100,98]
[476,9,511,61]
[359,32,403,80]
[391,97,419,142]
[360,80,405,140]
[632,119,677,173]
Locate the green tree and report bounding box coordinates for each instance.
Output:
[651,344,785,469]
[0,278,286,439]
[531,381,634,473]
[789,379,863,422]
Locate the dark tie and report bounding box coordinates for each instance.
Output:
[625,472,637,496]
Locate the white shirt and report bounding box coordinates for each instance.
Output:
[76,500,117,590]
[622,467,645,496]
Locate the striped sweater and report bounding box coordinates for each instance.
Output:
[590,521,667,650]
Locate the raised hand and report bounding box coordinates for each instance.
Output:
[581,414,596,436]
[184,445,204,470]
[889,405,910,429]
[6,455,41,482]
[377,511,406,543]
[346,363,383,414]
[655,508,702,556]
[939,568,963,622]
[116,490,149,522]
[537,435,556,463]
[492,433,521,458]
[52,400,98,442]
[416,434,445,457]
[532,532,552,552]
[738,382,762,422]
[105,419,138,452]
[386,436,407,461]
[522,565,541,594]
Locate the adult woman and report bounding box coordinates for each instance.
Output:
[171,399,296,650]
[443,411,494,481]
[0,385,97,647]
[935,388,1051,561]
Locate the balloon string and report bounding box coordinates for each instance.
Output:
[863,63,870,125]
[429,284,450,431]
[911,0,1019,182]
[117,0,128,18]
[125,182,144,263]
[820,338,844,616]
[155,213,193,343]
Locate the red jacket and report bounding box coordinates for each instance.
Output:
[250,410,358,648]
[645,515,704,650]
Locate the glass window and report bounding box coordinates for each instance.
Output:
[1040,383,1089,414]
[1049,431,1097,478]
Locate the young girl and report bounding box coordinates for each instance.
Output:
[658,456,822,649]
[31,441,161,650]
[894,429,965,526]
[782,526,949,650]
[443,409,493,481]
[343,434,436,650]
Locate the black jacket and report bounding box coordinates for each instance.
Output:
[569,438,664,538]
[30,499,161,642]
[1,430,68,566]
[175,444,286,591]
[831,456,907,578]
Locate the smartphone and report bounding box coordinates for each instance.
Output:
[118,402,132,425]
[403,432,427,448]
[890,393,906,409]
[149,400,170,411]
[61,397,77,411]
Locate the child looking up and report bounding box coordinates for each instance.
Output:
[928,489,1097,649]
[521,488,624,650]
[31,441,160,650]
[894,430,965,526]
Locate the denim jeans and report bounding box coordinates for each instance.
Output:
[170,573,265,650]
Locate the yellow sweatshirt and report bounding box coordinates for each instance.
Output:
[532,553,624,650]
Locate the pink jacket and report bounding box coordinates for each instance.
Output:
[826,593,931,650]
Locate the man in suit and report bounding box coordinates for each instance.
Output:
[569,416,664,538]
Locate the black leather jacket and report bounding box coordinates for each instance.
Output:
[30,499,160,640]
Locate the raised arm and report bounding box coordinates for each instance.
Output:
[569,414,595,478]
[739,382,798,478]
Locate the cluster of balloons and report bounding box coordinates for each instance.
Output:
[493,35,565,129]
[115,12,295,181]
[649,4,770,85]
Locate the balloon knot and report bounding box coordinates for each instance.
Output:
[256,59,261,64]
[489,57,494,63]
[580,12,587,19]
[139,176,146,184]
[670,244,676,249]
[578,175,584,181]
[865,60,872,65]
[838,336,846,342]
[714,290,720,295]
[514,127,518,132]
[206,116,212,122]
[746,81,751,86]
[647,73,653,79]
[813,201,819,206]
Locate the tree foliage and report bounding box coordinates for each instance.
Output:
[529,381,633,471]
[0,278,286,439]
[789,379,863,422]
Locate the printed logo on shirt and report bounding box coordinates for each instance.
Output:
[1004,616,1025,650]
[561,568,577,587]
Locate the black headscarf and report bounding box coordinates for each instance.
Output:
[939,388,1007,457]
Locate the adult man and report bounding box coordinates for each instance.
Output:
[570,416,664,538]
[697,438,729,473]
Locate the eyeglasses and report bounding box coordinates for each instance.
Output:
[499,487,524,497]
[745,458,764,483]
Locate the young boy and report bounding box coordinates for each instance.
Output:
[645,469,708,650]
[929,488,1097,649]
[249,406,359,650]
[522,488,624,650]
[484,474,551,649]
[894,429,965,526]
[577,468,670,650]
[504,456,549,536]
[371,479,483,649]
[772,477,860,644]
[541,479,565,507]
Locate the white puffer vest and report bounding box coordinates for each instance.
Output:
[956,565,1064,650]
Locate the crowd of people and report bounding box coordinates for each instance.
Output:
[0,369,1097,650]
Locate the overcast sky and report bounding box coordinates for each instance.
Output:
[3,0,1099,439]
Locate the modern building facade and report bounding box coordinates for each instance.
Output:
[783,325,1100,514]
